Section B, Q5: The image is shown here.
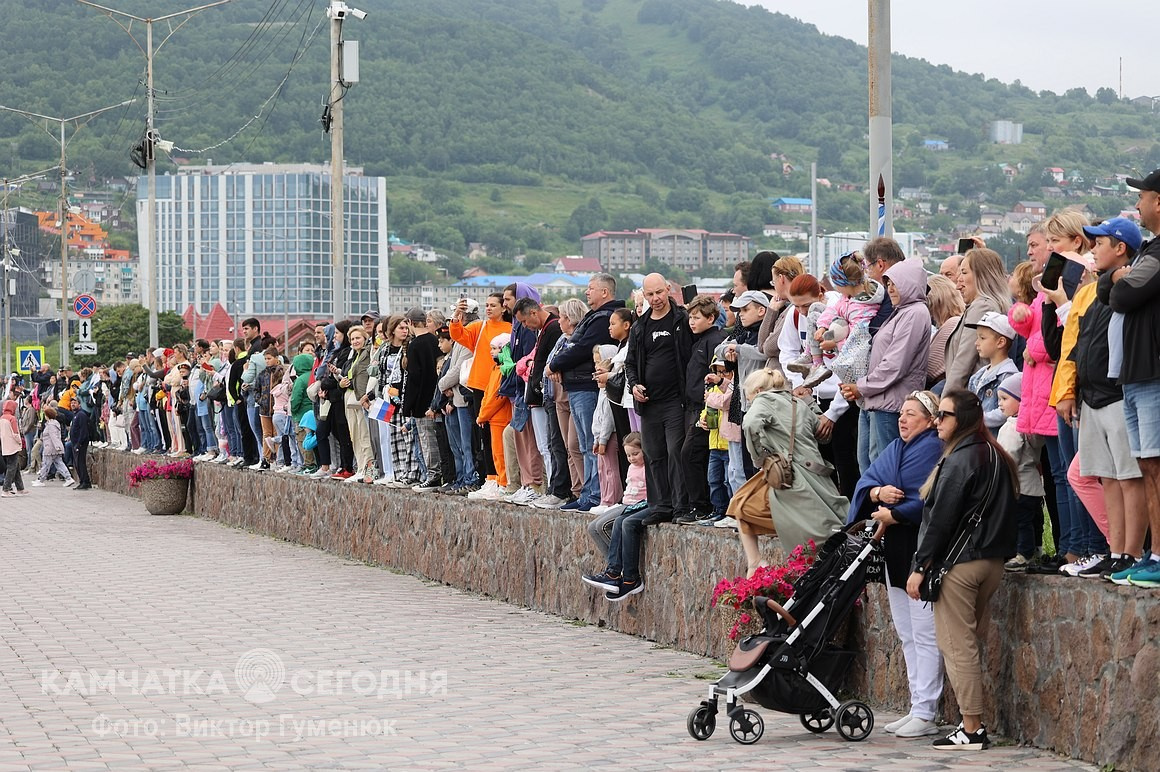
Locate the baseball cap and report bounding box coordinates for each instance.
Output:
[729,290,771,310]
[1126,168,1160,193]
[360,309,380,322]
[967,311,1017,341]
[1083,217,1143,253]
[452,298,479,314]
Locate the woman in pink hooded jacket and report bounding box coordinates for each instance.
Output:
[1,400,28,495]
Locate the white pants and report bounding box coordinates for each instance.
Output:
[529,406,552,487]
[885,574,944,721]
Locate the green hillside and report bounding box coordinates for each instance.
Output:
[1,0,1157,264]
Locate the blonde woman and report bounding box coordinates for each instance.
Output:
[926,275,965,390]
[943,248,1012,392]
[736,368,846,574]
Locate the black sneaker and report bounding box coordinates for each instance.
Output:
[1100,556,1136,580]
[605,578,644,603]
[932,724,989,751]
[1078,555,1118,578]
[437,482,459,494]
[581,570,620,592]
[674,513,701,526]
[696,513,726,526]
[1026,554,1065,575]
[412,477,442,493]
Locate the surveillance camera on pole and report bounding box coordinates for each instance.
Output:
[327,2,368,21]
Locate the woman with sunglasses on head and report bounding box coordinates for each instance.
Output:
[906,389,1018,751]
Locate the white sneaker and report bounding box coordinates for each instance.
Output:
[522,492,544,507]
[132,447,147,455]
[63,479,77,488]
[588,504,613,515]
[894,716,940,738]
[884,714,913,734]
[372,476,393,486]
[532,494,566,509]
[309,468,331,479]
[506,486,534,505]
[1061,554,1104,577]
[468,480,504,500]
[713,516,739,529]
[343,472,362,484]
[31,481,46,487]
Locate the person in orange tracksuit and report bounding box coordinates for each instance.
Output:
[473,333,513,498]
[451,293,513,481]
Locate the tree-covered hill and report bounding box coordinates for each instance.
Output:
[1,0,1157,261]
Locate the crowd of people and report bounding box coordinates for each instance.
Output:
[8,172,1160,751]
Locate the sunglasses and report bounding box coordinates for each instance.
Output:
[935,410,956,421]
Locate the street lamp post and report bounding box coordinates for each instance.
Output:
[76,0,232,350]
[0,103,131,369]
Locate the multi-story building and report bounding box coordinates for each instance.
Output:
[581,228,750,272]
[1,209,45,317]
[138,162,388,319]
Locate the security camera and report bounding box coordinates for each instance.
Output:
[349,7,368,19]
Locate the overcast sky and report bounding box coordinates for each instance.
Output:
[747,0,1160,98]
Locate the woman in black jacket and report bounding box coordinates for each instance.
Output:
[906,389,1017,751]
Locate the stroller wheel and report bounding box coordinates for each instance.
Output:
[728,709,764,745]
[800,709,834,733]
[835,700,874,742]
[686,705,716,740]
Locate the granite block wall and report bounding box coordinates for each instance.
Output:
[94,450,1156,770]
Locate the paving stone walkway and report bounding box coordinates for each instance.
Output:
[0,485,1095,770]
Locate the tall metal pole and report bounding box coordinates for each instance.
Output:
[868,0,893,239]
[329,3,345,322]
[60,121,69,368]
[146,18,158,349]
[810,161,819,278]
[76,0,232,347]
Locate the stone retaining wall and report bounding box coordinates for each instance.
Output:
[94,450,1156,770]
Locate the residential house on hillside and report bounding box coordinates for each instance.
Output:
[553,256,603,273]
[1001,164,1019,181]
[1045,167,1065,183]
[923,139,949,151]
[581,228,750,272]
[980,210,1005,229]
[770,197,812,213]
[762,224,806,240]
[1014,201,1047,218]
[898,187,930,201]
[1041,187,1065,199]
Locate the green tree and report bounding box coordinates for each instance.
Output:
[71,304,188,369]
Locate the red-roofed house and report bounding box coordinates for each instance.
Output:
[182,302,324,351]
[553,256,603,273]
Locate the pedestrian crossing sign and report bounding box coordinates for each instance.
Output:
[16,346,44,375]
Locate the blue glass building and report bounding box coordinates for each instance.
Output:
[137,162,389,319]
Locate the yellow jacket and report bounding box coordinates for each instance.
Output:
[1048,281,1097,407]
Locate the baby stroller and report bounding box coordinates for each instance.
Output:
[687,520,885,745]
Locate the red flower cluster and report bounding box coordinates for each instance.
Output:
[127,459,194,488]
[711,541,817,640]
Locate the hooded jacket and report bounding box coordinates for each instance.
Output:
[499,283,541,401]
[1107,237,1160,385]
[857,259,931,413]
[0,401,21,455]
[1008,295,1058,435]
[451,316,513,392]
[550,300,626,392]
[289,353,316,422]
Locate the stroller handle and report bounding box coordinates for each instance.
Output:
[754,595,797,628]
[850,519,888,543]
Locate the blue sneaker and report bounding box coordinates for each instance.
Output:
[559,499,581,511]
[1127,562,1160,588]
[1111,554,1157,586]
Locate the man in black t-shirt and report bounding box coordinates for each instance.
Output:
[625,273,693,524]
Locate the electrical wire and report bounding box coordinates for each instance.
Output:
[169,12,326,156]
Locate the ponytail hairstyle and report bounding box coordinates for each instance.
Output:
[743,367,787,400]
[920,389,1020,500]
[788,273,823,300]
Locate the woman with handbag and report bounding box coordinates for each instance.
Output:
[847,390,944,739]
[906,389,1018,751]
[733,368,846,575]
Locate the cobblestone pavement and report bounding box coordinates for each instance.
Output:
[0,486,1095,771]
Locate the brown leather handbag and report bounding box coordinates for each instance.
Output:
[760,398,796,490]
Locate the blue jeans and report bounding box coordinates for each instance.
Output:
[1055,416,1104,555]
[139,409,161,451]
[857,409,901,473]
[605,505,666,583]
[708,449,730,516]
[447,407,477,485]
[273,412,301,466]
[246,400,262,457]
[197,412,215,455]
[221,403,242,457]
[726,440,747,500]
[568,390,600,506]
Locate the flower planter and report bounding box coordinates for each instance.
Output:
[138,477,190,516]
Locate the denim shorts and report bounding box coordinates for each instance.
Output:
[1122,380,1160,459]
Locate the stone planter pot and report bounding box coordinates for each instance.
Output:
[138,478,190,516]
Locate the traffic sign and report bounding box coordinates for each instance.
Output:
[73,342,98,356]
[16,346,45,375]
[73,294,97,318]
[78,318,93,342]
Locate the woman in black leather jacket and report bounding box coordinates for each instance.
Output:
[906,389,1017,751]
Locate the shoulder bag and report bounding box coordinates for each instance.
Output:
[919,446,1000,602]
[760,396,796,490]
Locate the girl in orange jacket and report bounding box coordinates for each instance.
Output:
[477,333,513,489]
